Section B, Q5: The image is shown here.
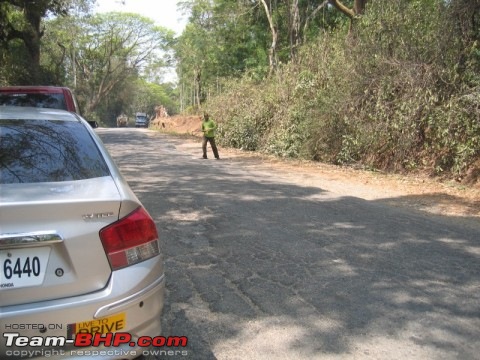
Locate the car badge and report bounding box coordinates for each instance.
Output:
[82,212,115,221]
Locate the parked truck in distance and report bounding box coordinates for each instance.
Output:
[116,114,129,127]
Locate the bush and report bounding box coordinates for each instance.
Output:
[203,0,480,181]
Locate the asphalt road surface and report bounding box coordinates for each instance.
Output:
[98,128,479,360]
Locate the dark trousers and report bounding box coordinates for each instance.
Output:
[202,136,219,159]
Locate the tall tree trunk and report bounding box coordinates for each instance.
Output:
[289,0,301,61]
[194,67,202,108]
[259,0,278,75]
[23,5,44,82]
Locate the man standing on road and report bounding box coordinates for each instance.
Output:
[201,113,220,160]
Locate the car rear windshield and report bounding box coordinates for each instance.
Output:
[0,119,110,184]
[0,93,67,110]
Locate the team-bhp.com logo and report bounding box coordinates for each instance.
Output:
[3,332,188,358]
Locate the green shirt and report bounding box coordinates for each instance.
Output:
[202,119,217,138]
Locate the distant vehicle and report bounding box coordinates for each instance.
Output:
[135,112,149,128]
[0,106,165,359]
[117,113,129,127]
[0,85,98,128]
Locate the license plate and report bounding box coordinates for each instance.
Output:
[68,313,126,337]
[0,247,51,290]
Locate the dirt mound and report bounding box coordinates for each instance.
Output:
[151,115,202,137]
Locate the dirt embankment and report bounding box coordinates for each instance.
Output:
[150,115,479,222]
[151,115,202,137]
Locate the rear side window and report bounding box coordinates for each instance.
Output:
[0,93,67,110]
[0,119,110,184]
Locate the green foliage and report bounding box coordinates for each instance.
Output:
[0,40,34,85]
[207,78,274,151]
[203,0,480,180]
[130,80,177,117]
[340,0,480,175]
[43,12,175,119]
[426,89,480,175]
[0,0,95,83]
[265,107,310,158]
[176,0,271,109]
[90,79,176,127]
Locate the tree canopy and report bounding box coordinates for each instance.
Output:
[0,0,94,82]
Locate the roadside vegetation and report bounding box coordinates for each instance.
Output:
[204,1,480,182]
[0,0,478,182]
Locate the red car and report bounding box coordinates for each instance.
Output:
[0,86,98,128]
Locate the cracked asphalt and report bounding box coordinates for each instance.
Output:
[98,128,480,360]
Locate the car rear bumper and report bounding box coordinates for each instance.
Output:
[0,256,165,359]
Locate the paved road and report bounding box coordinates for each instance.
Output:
[98,128,479,360]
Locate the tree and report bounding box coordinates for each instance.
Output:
[176,0,270,108]
[0,0,93,83]
[259,0,278,74]
[328,0,368,31]
[64,12,175,117]
[174,0,364,106]
[329,0,367,19]
[130,80,177,117]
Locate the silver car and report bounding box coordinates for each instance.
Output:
[0,106,165,359]
[134,113,149,128]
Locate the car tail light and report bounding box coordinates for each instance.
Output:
[100,207,160,270]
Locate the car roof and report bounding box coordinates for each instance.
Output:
[0,85,69,93]
[0,105,80,122]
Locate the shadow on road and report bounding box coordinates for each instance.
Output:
[99,129,479,360]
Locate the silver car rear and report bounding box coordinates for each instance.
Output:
[0,107,165,359]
